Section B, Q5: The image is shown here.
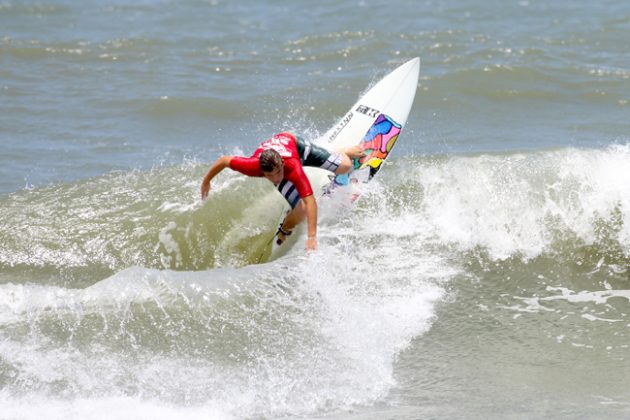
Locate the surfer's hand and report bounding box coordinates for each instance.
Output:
[200,180,210,200]
[306,236,317,251]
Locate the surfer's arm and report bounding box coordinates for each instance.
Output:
[201,156,232,200]
[303,195,318,251]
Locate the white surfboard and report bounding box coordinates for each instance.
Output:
[270,57,420,256]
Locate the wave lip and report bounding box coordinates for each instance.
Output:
[395,144,630,261]
[1,144,628,284]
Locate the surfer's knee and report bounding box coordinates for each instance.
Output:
[335,153,353,174]
[335,146,364,174]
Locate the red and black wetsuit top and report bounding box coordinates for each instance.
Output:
[229,132,313,208]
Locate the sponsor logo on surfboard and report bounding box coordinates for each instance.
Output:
[328,111,353,142]
[355,104,380,118]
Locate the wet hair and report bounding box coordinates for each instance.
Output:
[259,149,283,172]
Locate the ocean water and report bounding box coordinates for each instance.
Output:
[1,0,629,419]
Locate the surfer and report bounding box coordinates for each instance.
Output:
[200,132,364,251]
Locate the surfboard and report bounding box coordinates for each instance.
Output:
[270,57,420,256]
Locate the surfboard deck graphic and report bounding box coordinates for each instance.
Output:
[269,58,420,257]
[324,113,403,198]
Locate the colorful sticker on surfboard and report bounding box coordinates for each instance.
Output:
[325,114,402,197]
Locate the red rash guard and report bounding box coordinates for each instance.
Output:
[229,132,314,202]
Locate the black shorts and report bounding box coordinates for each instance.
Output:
[295,135,343,173]
[277,135,344,209]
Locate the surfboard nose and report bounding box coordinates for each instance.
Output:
[405,57,421,75]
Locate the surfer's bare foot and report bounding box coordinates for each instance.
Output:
[345,145,366,159]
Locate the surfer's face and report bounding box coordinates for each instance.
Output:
[262,164,284,185]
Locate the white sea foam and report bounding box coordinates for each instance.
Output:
[498,286,630,319]
[0,211,450,419]
[405,144,630,260]
[0,394,234,420]
[542,286,630,304]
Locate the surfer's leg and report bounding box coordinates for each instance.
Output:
[297,136,351,174]
[334,151,352,174]
[296,136,365,175]
[342,145,366,160]
[334,145,367,174]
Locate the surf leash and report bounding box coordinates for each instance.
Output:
[255,234,276,264]
[255,209,286,264]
